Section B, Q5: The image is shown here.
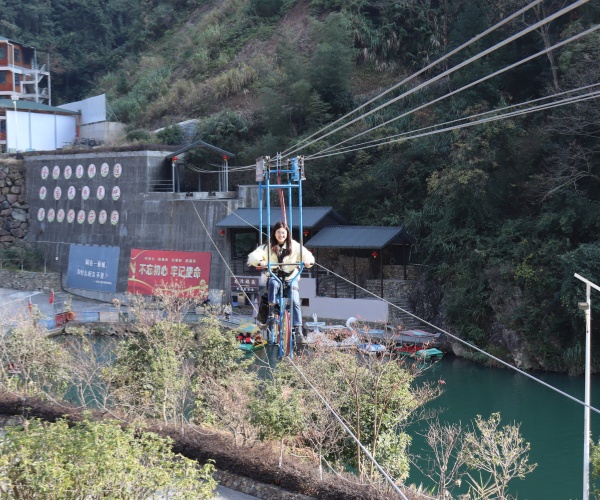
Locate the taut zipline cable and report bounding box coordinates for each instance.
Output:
[191,198,600,417]
[306,85,600,157]
[286,356,409,499]
[307,89,600,160]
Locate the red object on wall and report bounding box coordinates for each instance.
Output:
[127,248,212,297]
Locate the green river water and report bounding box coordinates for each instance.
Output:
[410,354,598,499]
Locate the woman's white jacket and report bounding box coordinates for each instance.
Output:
[247,240,314,282]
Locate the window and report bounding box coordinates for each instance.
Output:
[0,71,5,84]
[14,49,20,62]
[0,47,5,59]
[232,231,258,258]
[14,74,20,86]
[24,52,31,65]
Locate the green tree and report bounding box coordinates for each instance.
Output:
[105,289,202,426]
[249,379,304,467]
[281,346,441,484]
[309,12,355,113]
[157,123,184,145]
[0,417,216,499]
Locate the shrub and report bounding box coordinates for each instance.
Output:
[126,129,154,142]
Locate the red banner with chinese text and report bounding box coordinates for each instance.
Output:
[127,248,211,297]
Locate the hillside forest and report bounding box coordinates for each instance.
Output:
[3,0,600,373]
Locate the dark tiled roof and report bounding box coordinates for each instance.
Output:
[216,207,346,229]
[305,225,415,248]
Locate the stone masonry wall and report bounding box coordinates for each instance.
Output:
[0,159,28,249]
[0,270,61,291]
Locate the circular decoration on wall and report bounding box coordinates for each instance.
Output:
[112,186,121,201]
[57,209,65,223]
[76,164,84,178]
[67,186,76,200]
[64,165,72,179]
[101,162,110,177]
[82,186,90,200]
[88,163,96,178]
[41,166,49,179]
[99,210,107,224]
[87,210,96,224]
[39,186,47,200]
[53,186,62,200]
[37,208,45,221]
[110,210,119,225]
[67,209,75,223]
[47,208,55,222]
[52,166,60,179]
[77,210,86,224]
[113,163,122,178]
[97,185,105,200]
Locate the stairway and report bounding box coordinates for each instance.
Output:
[386,298,428,330]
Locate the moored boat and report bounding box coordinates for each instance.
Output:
[394,343,444,361]
[233,323,267,351]
[238,339,268,351]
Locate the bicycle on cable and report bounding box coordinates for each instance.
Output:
[246,155,314,358]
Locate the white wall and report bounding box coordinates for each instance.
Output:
[300,278,389,323]
[59,94,106,125]
[6,110,76,151]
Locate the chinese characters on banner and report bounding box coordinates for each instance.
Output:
[66,244,120,292]
[127,248,211,297]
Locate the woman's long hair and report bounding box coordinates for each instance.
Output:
[270,221,292,256]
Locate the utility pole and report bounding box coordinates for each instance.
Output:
[574,272,600,500]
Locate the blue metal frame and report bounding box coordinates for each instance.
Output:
[257,154,305,357]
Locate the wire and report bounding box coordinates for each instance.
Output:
[307,84,600,157]
[286,356,409,499]
[307,89,600,160]
[307,23,600,159]
[190,202,259,311]
[282,0,592,159]
[185,162,256,173]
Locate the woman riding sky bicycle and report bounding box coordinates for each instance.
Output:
[247,221,314,342]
